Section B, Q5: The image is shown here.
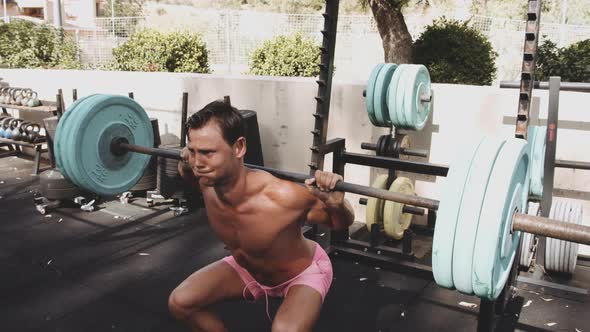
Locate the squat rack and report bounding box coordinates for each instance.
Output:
[303,1,588,331]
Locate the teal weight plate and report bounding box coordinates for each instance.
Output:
[63,94,106,189]
[387,64,404,128]
[55,96,83,177]
[373,63,397,127]
[55,94,99,183]
[432,137,484,289]
[528,126,546,199]
[69,95,154,196]
[396,65,410,128]
[63,94,108,190]
[452,137,505,294]
[68,94,153,194]
[472,138,530,300]
[403,65,419,130]
[409,65,432,131]
[366,64,385,126]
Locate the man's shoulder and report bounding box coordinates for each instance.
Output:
[256,172,315,210]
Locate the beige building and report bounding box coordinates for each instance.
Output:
[1,0,101,28]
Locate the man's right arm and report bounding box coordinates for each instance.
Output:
[178,148,200,186]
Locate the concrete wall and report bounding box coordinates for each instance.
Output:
[0,68,588,256]
[62,0,97,28]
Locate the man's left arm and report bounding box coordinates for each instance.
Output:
[305,171,355,230]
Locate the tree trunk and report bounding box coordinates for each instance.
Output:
[368,0,413,63]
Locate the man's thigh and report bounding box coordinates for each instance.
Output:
[273,285,323,332]
[171,259,247,308]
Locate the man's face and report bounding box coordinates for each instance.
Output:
[186,121,241,187]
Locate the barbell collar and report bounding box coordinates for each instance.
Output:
[402,206,425,216]
[360,142,377,151]
[119,141,182,161]
[513,212,590,246]
[420,93,432,103]
[554,159,590,171]
[400,148,429,158]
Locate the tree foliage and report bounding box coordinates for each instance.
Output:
[413,18,498,85]
[536,38,590,82]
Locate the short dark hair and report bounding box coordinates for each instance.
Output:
[185,100,245,145]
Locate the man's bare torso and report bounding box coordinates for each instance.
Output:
[201,169,316,286]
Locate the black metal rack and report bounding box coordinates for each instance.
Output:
[302,0,588,331]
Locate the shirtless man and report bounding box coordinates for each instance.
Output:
[168,100,355,332]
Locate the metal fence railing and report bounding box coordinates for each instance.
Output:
[14,10,590,82]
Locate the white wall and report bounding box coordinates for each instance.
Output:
[0,68,588,256]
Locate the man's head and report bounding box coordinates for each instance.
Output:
[185,100,247,186]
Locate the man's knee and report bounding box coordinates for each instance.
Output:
[168,290,187,319]
[168,288,204,320]
[272,316,308,332]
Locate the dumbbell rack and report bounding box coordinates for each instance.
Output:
[0,92,61,175]
[0,136,47,174]
[304,0,588,330]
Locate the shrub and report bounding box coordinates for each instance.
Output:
[536,38,590,82]
[413,18,498,85]
[0,20,81,69]
[110,29,211,73]
[248,33,321,77]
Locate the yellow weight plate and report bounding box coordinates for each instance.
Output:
[383,177,415,239]
[365,174,389,232]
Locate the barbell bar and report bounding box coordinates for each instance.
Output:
[52,94,590,248]
[500,80,590,93]
[117,140,441,210]
[116,139,590,245]
[53,94,590,301]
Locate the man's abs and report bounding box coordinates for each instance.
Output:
[229,238,316,286]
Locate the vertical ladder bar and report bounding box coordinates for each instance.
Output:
[308,0,340,175]
[515,0,542,139]
[330,139,349,243]
[180,92,189,148]
[308,0,340,241]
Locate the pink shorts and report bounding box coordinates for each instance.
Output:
[222,242,333,303]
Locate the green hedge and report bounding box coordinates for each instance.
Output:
[413,18,498,85]
[536,39,590,82]
[248,33,321,77]
[110,29,211,73]
[0,20,81,69]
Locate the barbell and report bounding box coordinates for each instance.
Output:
[53,94,590,300]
